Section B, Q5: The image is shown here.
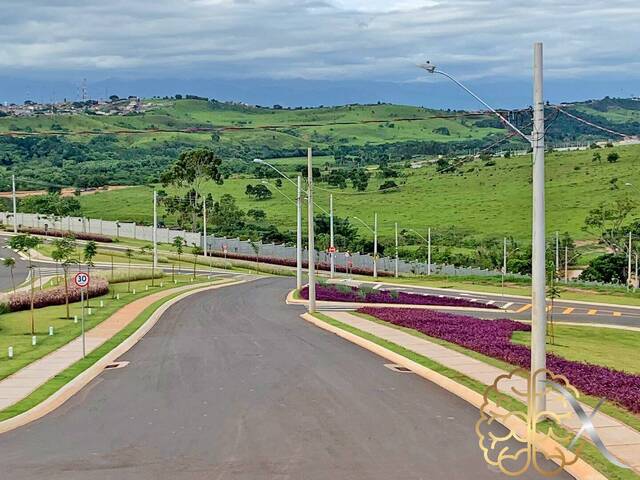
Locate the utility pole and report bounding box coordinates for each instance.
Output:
[373,212,378,279]
[202,201,207,258]
[427,227,432,275]
[11,174,17,234]
[152,190,158,286]
[330,194,335,279]
[307,148,316,313]
[635,254,638,292]
[502,237,507,296]
[555,231,559,277]
[564,245,569,283]
[628,232,632,291]
[296,174,302,291]
[395,222,399,278]
[531,42,547,413]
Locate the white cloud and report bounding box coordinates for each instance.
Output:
[0,0,638,83]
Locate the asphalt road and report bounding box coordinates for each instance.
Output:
[0,277,567,479]
[0,236,30,291]
[341,278,640,328]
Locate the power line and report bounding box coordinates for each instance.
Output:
[552,106,631,138]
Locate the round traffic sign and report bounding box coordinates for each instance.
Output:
[328,246,337,253]
[73,272,90,288]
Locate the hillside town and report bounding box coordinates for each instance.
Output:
[0,96,155,117]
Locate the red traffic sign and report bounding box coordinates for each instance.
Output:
[73,272,90,288]
[328,246,337,253]
[222,244,228,253]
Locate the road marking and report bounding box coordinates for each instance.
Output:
[470,299,477,302]
[487,300,495,305]
[373,283,383,290]
[613,311,622,317]
[587,309,597,316]
[502,302,514,309]
[516,304,532,313]
[562,307,575,315]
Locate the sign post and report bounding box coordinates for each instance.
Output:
[74,272,90,358]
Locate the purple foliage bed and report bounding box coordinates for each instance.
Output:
[300,284,499,309]
[358,307,640,414]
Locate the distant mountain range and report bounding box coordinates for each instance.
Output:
[1,76,639,110]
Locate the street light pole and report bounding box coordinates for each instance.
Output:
[628,232,633,291]
[427,227,432,276]
[373,212,378,279]
[296,174,303,291]
[330,194,335,279]
[531,42,547,413]
[564,245,569,283]
[152,190,158,286]
[555,231,559,277]
[11,174,17,234]
[502,237,507,296]
[307,148,316,313]
[202,200,207,258]
[395,222,399,278]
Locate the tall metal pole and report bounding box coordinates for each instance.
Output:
[202,201,207,258]
[11,174,17,234]
[81,289,86,358]
[502,237,507,296]
[152,190,158,273]
[427,227,432,275]
[628,232,632,291]
[635,254,638,291]
[531,42,547,413]
[555,231,559,277]
[373,212,378,279]
[330,194,335,279]
[296,174,303,291]
[307,148,316,313]
[395,222,399,278]
[564,245,569,283]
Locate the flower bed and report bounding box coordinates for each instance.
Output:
[358,307,640,414]
[7,279,110,312]
[18,227,113,243]
[208,250,392,277]
[300,284,499,309]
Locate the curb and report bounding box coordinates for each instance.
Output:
[0,278,251,435]
[301,312,607,480]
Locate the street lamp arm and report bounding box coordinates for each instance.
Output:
[352,216,374,234]
[262,181,297,206]
[408,228,427,243]
[253,159,298,187]
[420,66,531,143]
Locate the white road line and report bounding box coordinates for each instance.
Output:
[503,302,514,309]
[487,300,495,305]
[373,284,383,290]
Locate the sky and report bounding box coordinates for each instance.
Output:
[1,0,639,108]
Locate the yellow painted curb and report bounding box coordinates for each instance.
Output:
[301,312,607,480]
[0,278,252,435]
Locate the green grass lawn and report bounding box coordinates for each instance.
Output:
[78,143,640,244]
[0,275,216,380]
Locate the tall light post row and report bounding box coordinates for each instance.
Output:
[408,228,432,276]
[421,42,548,413]
[352,214,378,279]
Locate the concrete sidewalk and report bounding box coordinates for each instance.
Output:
[0,281,227,412]
[322,310,640,473]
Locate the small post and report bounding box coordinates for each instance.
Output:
[8,346,13,359]
[74,314,78,323]
[99,300,104,308]
[49,326,54,336]
[81,289,86,358]
[32,335,37,346]
[116,293,120,300]
[132,288,136,294]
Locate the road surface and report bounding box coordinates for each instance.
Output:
[0,277,566,479]
[0,236,30,291]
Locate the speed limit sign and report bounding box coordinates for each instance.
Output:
[73,272,90,288]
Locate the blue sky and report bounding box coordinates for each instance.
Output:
[1,0,638,108]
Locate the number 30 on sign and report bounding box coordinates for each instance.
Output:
[74,272,90,288]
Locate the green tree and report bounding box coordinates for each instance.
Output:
[51,235,77,320]
[379,180,398,192]
[83,240,98,307]
[190,243,200,279]
[349,168,369,191]
[249,239,260,273]
[210,194,245,235]
[124,248,134,292]
[3,257,16,292]
[582,198,636,253]
[160,148,223,230]
[8,234,41,333]
[173,236,185,274]
[245,184,272,200]
[607,152,620,163]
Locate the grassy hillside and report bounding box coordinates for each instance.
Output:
[78,143,640,243]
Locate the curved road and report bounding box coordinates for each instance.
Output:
[0,277,567,479]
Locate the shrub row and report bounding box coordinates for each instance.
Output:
[7,279,110,312]
[208,250,392,277]
[18,227,113,243]
[93,268,164,284]
[301,284,498,308]
[359,307,640,414]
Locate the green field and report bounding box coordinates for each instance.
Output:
[78,143,640,243]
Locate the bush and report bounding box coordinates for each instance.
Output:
[7,279,110,312]
[18,227,113,243]
[93,268,164,284]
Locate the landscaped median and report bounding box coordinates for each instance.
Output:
[302,310,640,480]
[0,274,251,430]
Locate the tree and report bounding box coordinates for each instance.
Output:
[249,239,260,273]
[83,240,98,307]
[210,194,245,235]
[349,168,369,191]
[160,148,223,230]
[579,254,628,284]
[245,184,272,200]
[592,152,602,163]
[607,152,620,163]
[275,178,282,188]
[379,180,398,192]
[19,193,81,217]
[546,281,561,345]
[51,235,76,320]
[190,243,200,279]
[173,236,185,275]
[8,234,41,333]
[247,209,266,221]
[582,198,636,253]
[3,257,16,292]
